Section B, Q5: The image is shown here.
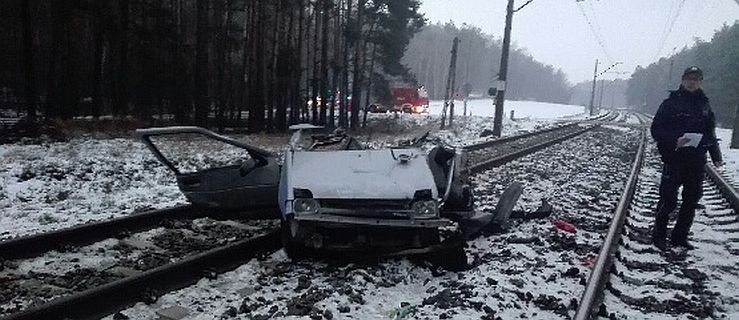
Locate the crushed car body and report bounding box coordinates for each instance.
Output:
[278,125,479,257]
[136,125,528,264]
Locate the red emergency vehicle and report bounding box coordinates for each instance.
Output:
[368,86,429,113]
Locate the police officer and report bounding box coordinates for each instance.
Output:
[650,66,723,251]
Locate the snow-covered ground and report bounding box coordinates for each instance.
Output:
[428,99,587,120]
[427,99,591,147]
[0,100,591,240]
[715,128,739,184]
[104,125,640,320]
[2,101,681,320]
[0,139,188,240]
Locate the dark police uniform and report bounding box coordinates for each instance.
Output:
[650,86,722,248]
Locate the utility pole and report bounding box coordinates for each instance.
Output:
[441,37,459,129]
[448,37,459,128]
[610,86,616,109]
[463,39,473,117]
[588,59,598,116]
[463,87,468,117]
[492,0,514,137]
[732,106,739,148]
[598,79,606,109]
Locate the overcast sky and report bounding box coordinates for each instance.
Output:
[419,0,739,84]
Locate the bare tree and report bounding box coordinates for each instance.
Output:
[349,0,364,129]
[22,0,36,123]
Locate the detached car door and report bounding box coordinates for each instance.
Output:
[135,127,279,210]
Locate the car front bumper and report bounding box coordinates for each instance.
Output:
[293,213,453,228]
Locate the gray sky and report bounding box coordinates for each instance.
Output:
[419,0,739,83]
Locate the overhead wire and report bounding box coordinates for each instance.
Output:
[653,0,684,60]
[583,0,623,75]
[585,0,605,37]
[652,0,687,61]
[575,0,615,64]
[656,0,677,54]
[514,0,535,13]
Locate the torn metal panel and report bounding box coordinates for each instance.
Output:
[135,126,275,174]
[135,126,279,210]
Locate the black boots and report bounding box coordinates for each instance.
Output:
[671,238,695,250]
[653,237,668,251]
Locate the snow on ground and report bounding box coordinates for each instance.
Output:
[426,99,592,147]
[715,128,739,184]
[428,99,587,120]
[1,101,625,320]
[0,139,187,240]
[106,125,640,320]
[0,101,587,240]
[601,146,739,319]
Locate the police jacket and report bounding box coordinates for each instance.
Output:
[650,86,722,164]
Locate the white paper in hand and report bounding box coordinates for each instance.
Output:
[679,132,703,148]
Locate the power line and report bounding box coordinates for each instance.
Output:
[656,0,677,53]
[597,62,623,78]
[652,0,687,61]
[575,0,613,63]
[576,1,615,64]
[585,0,605,37]
[653,0,685,60]
[583,0,620,72]
[514,0,535,12]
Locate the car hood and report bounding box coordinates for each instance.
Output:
[287,149,439,200]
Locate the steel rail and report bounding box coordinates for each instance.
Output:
[574,129,647,320]
[463,111,612,151]
[0,205,279,260]
[705,164,739,213]
[463,122,579,151]
[0,205,194,259]
[465,125,598,174]
[2,229,281,320]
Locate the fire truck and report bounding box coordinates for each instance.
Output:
[368,86,429,114]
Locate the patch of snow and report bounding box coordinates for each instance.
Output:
[428,99,588,120]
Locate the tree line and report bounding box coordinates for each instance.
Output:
[402,22,572,104]
[0,0,424,132]
[626,22,739,127]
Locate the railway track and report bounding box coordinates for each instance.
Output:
[462,111,619,173]
[0,205,277,260]
[0,207,279,320]
[0,111,631,319]
[460,122,643,319]
[574,121,739,319]
[105,113,640,319]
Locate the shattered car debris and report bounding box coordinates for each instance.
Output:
[136,126,530,263]
[135,127,280,210]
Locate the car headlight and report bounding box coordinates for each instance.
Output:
[293,198,319,214]
[411,200,438,219]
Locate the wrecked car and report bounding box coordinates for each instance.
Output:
[278,125,482,258]
[136,125,526,264]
